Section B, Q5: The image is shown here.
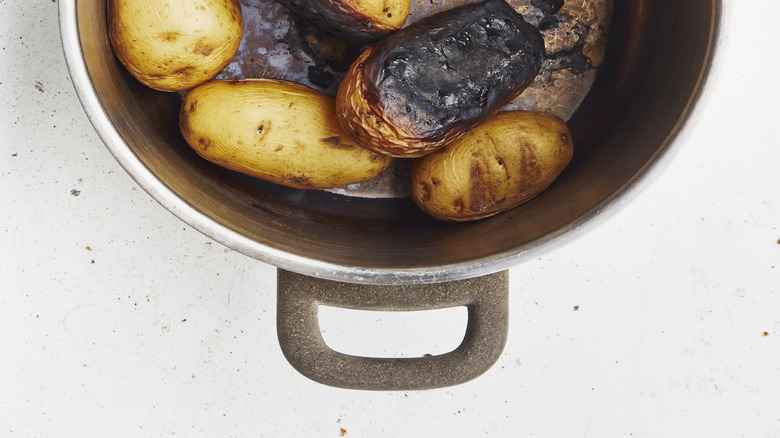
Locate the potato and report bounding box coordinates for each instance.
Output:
[410,111,573,221]
[179,79,393,189]
[274,0,410,44]
[109,0,243,92]
[336,0,544,158]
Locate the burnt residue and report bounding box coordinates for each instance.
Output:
[527,0,565,29]
[283,15,363,89]
[542,20,593,74]
[307,65,335,89]
[529,1,606,80]
[531,0,564,15]
[364,0,545,140]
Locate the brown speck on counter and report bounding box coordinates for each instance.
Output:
[573,305,579,311]
[339,427,347,436]
[86,246,92,251]
[762,331,770,337]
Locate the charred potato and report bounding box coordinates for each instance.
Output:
[336,0,545,158]
[109,0,243,92]
[179,79,393,190]
[274,0,410,44]
[411,111,572,221]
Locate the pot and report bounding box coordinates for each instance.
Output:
[59,0,721,390]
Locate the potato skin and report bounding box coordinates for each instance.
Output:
[411,111,572,221]
[274,0,410,44]
[179,79,393,189]
[109,0,243,92]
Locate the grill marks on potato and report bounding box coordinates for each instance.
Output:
[410,111,572,221]
[466,144,511,213]
[517,138,543,198]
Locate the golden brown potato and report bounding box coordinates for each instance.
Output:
[274,0,410,44]
[179,79,393,190]
[410,111,573,221]
[109,0,243,92]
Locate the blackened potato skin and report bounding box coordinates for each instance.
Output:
[336,0,545,157]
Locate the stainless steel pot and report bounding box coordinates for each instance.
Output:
[59,0,721,390]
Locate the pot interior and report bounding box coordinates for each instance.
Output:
[69,0,719,282]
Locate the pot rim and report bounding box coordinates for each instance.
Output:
[58,0,724,285]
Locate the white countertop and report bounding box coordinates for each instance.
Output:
[2,1,779,436]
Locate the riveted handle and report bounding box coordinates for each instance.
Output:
[276,269,508,391]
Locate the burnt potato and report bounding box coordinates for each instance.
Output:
[336,0,545,158]
[179,79,392,190]
[410,111,572,222]
[274,0,410,44]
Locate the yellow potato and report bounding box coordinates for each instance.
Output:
[274,0,410,44]
[109,0,243,92]
[179,79,393,189]
[411,111,573,221]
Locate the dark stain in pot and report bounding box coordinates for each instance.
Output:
[531,0,564,15]
[542,20,593,74]
[306,65,335,89]
[283,14,362,89]
[529,0,565,29]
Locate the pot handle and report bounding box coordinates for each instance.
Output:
[276,269,508,391]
